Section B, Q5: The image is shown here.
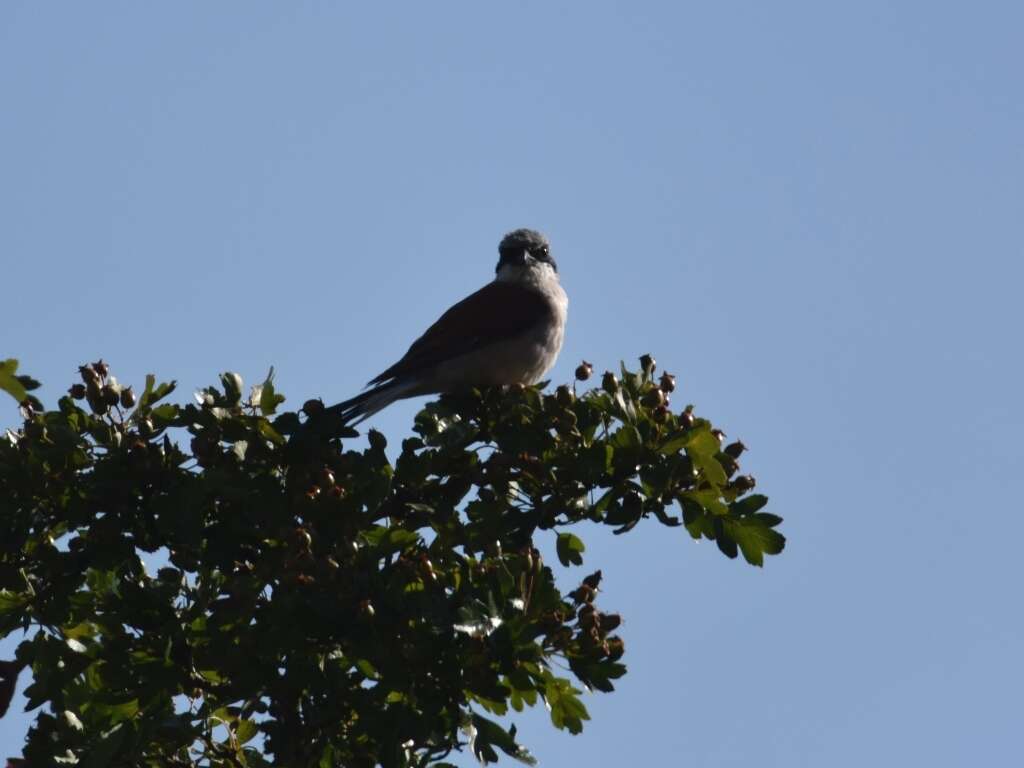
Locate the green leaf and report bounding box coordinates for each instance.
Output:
[61,622,97,640]
[318,745,340,768]
[730,494,769,517]
[579,443,613,483]
[0,359,28,403]
[544,674,589,734]
[723,514,786,566]
[137,375,177,409]
[355,659,379,679]
[753,512,784,527]
[471,714,537,766]
[611,424,641,450]
[569,658,627,693]
[78,721,127,768]
[149,403,179,425]
[682,488,729,517]
[92,697,139,724]
[592,488,616,516]
[659,432,690,455]
[258,368,285,415]
[715,530,739,559]
[0,590,29,615]
[361,526,420,555]
[236,718,259,745]
[685,426,720,459]
[556,532,585,567]
[693,453,728,487]
[245,748,275,768]
[507,677,538,712]
[258,419,285,445]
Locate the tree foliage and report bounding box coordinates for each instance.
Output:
[0,356,784,766]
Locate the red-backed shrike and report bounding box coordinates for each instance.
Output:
[333,229,567,424]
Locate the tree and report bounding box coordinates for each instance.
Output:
[0,355,784,766]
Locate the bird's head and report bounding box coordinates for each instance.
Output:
[496,228,556,276]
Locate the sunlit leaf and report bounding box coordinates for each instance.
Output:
[0,359,27,403]
[556,532,585,567]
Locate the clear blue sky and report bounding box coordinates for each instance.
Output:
[2,3,1021,765]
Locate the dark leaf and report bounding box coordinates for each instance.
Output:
[471,714,537,766]
[723,515,787,566]
[14,375,41,392]
[0,660,20,718]
[730,493,770,517]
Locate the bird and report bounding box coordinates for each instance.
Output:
[330,228,568,425]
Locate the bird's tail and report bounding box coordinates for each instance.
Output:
[326,379,416,426]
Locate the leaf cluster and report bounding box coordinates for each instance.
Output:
[0,356,783,766]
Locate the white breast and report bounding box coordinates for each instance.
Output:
[435,261,567,388]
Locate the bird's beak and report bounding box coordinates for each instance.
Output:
[513,249,531,266]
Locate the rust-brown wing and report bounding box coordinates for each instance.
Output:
[368,281,554,385]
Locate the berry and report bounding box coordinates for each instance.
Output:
[582,570,603,590]
[679,408,695,429]
[577,604,597,629]
[724,440,747,459]
[570,585,596,604]
[731,475,756,494]
[88,395,108,416]
[79,365,100,386]
[555,384,575,407]
[120,386,136,408]
[642,388,666,408]
[639,354,656,376]
[102,385,120,407]
[717,453,739,478]
[368,430,387,451]
[302,399,324,417]
[606,636,625,660]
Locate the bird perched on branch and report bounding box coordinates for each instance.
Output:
[332,228,567,425]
